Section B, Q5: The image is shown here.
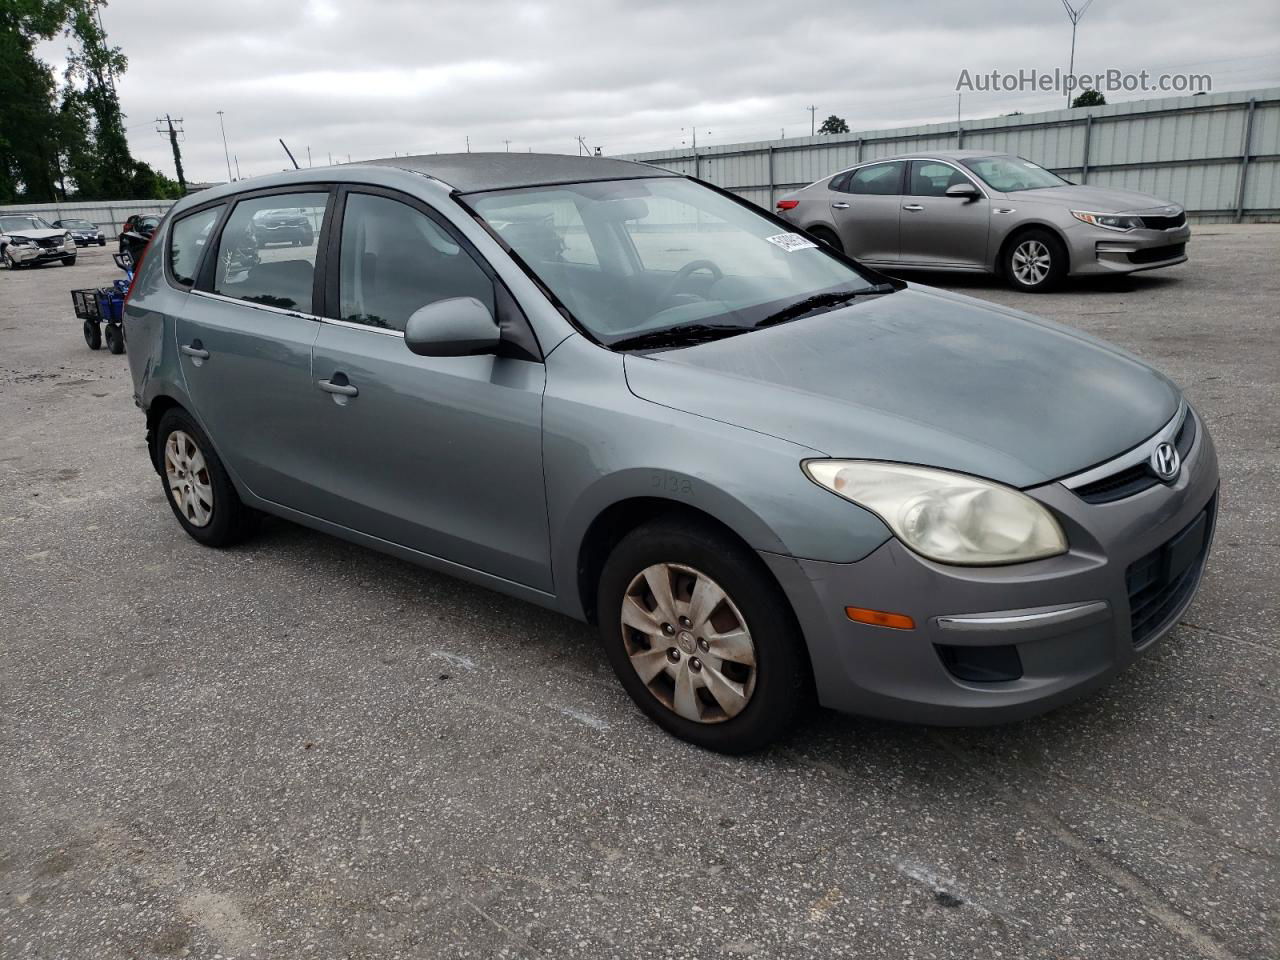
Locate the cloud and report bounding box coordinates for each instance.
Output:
[35,0,1280,184]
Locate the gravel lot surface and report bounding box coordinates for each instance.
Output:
[2,229,1277,959]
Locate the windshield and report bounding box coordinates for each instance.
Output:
[467,177,885,347]
[62,219,94,228]
[961,155,1068,192]
[1,215,52,232]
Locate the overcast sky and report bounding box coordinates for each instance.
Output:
[35,0,1280,183]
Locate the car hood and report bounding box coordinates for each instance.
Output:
[1009,185,1180,214]
[623,285,1180,488]
[5,229,67,241]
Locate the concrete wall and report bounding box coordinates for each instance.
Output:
[621,87,1280,224]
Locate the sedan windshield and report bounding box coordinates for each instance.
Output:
[467,177,886,347]
[1,216,52,232]
[961,155,1068,192]
[62,219,95,228]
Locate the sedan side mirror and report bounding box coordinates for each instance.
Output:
[945,182,981,201]
[404,297,501,357]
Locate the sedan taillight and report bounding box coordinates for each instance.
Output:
[776,199,799,210]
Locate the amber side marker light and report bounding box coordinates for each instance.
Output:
[845,607,916,630]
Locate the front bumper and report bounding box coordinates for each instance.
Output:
[764,413,1219,725]
[1068,223,1192,276]
[8,242,76,263]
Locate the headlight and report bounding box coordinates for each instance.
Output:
[803,460,1067,566]
[1071,210,1144,231]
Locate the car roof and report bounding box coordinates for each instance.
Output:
[358,152,677,194]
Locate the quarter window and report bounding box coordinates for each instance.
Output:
[212,193,327,312]
[848,162,904,196]
[169,207,221,288]
[908,161,976,197]
[338,193,493,333]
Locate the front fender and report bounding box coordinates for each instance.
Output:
[543,336,892,618]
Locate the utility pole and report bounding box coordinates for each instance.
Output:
[807,105,817,136]
[234,155,241,179]
[1060,0,1096,106]
[503,139,511,152]
[156,114,187,194]
[465,135,471,153]
[306,146,312,167]
[577,136,588,156]
[217,110,232,182]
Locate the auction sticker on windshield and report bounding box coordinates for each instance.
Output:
[766,232,819,253]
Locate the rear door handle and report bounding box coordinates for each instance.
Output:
[180,342,209,361]
[318,377,359,398]
[902,203,924,212]
[830,201,850,209]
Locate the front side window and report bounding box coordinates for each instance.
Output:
[339,192,493,332]
[961,155,1068,193]
[469,177,887,347]
[169,206,221,288]
[849,162,904,196]
[908,161,977,197]
[212,192,327,312]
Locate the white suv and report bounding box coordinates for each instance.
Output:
[0,214,78,269]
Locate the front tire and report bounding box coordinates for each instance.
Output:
[62,256,76,266]
[156,409,257,547]
[597,520,810,753]
[1004,229,1067,292]
[2,248,20,270]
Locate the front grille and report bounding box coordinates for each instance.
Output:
[36,237,59,249]
[1125,498,1214,647]
[1074,410,1196,504]
[1140,212,1186,230]
[1129,243,1185,264]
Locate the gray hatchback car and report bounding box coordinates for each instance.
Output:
[124,154,1218,752]
[776,151,1191,291]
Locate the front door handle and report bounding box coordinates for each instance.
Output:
[902,203,925,212]
[830,201,850,209]
[318,376,359,399]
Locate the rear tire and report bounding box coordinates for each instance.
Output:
[155,408,257,547]
[807,226,844,254]
[83,320,102,350]
[1004,229,1067,292]
[596,519,811,753]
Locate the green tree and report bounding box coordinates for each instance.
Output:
[62,0,135,196]
[818,114,850,135]
[0,0,73,202]
[1072,89,1106,108]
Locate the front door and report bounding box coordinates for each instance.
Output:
[829,160,905,263]
[897,160,991,268]
[179,189,331,507]
[306,189,551,591]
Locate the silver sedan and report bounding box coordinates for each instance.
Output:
[776,150,1190,291]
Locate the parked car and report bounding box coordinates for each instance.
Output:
[251,207,315,247]
[124,155,1217,752]
[775,151,1191,291]
[52,218,107,246]
[0,214,77,268]
[118,214,161,255]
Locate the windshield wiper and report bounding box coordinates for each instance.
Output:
[609,323,749,352]
[755,285,896,330]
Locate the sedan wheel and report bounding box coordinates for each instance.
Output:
[621,563,757,724]
[1005,229,1066,292]
[1011,239,1051,286]
[164,430,215,527]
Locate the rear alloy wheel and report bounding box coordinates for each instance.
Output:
[598,521,810,753]
[156,408,257,547]
[1005,229,1066,292]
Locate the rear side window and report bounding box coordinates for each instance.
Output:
[213,193,327,312]
[168,207,221,288]
[849,162,904,196]
[338,192,493,332]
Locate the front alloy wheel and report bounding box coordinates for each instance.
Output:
[621,563,757,723]
[164,430,215,527]
[1011,239,1051,286]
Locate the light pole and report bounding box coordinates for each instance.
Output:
[217,110,232,181]
[1061,0,1096,106]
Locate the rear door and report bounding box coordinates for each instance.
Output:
[305,187,551,590]
[179,187,333,507]
[898,160,991,268]
[829,161,904,262]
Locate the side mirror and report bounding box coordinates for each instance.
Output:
[945,182,980,201]
[404,297,500,357]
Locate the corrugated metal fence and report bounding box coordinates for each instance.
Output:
[621,86,1280,224]
[0,199,175,239]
